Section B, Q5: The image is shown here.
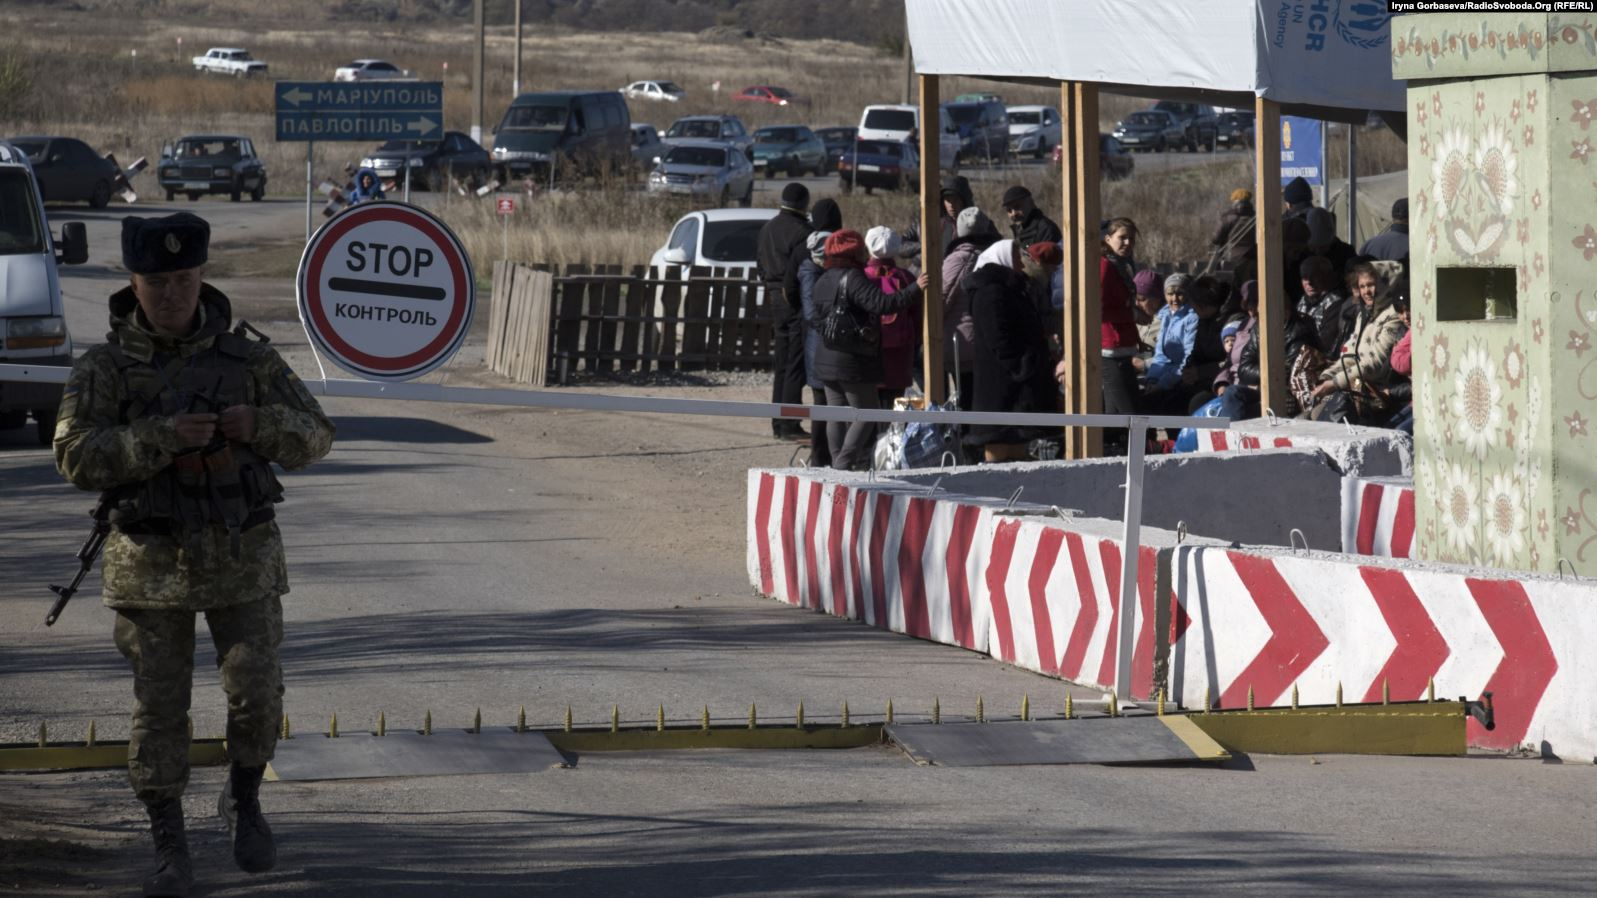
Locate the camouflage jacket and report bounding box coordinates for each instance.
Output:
[54,284,335,611]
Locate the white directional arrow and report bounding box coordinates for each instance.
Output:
[407,115,438,135]
[280,86,313,106]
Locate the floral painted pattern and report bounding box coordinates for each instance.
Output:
[1450,340,1504,462]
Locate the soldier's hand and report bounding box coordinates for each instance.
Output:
[173,413,219,448]
[220,405,257,443]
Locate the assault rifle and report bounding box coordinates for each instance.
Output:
[46,492,114,626]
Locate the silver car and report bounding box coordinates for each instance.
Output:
[646,140,753,207]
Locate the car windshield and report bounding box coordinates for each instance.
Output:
[0,170,45,255]
[862,109,914,132]
[367,62,397,71]
[500,105,568,131]
[10,139,45,157]
[854,140,902,158]
[945,104,981,125]
[176,138,240,158]
[755,128,798,143]
[377,139,438,152]
[668,120,722,139]
[1127,113,1165,126]
[665,146,726,167]
[702,220,762,263]
[1008,111,1041,125]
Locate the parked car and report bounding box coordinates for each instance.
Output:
[837,139,918,194]
[1007,105,1062,159]
[856,104,960,170]
[1112,110,1185,152]
[158,135,268,202]
[733,85,802,107]
[646,141,754,207]
[623,80,685,102]
[750,126,825,178]
[192,47,267,78]
[358,131,490,191]
[954,93,1004,104]
[630,123,665,167]
[6,136,121,207]
[1216,110,1255,150]
[662,115,753,160]
[1151,100,1219,151]
[649,207,775,272]
[815,126,857,172]
[492,90,632,182]
[0,140,87,445]
[943,98,1008,162]
[334,59,412,82]
[1050,135,1135,180]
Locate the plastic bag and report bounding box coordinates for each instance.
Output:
[1174,396,1225,453]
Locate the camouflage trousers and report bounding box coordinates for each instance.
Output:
[113,594,284,804]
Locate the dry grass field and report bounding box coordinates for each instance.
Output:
[0,4,1407,275]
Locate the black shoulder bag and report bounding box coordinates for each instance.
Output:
[821,272,879,356]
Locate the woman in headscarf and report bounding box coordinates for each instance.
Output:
[941,206,1000,408]
[1306,262,1407,424]
[864,226,918,403]
[962,239,1058,462]
[810,229,928,470]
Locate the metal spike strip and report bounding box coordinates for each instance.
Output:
[378,711,386,737]
[701,706,711,733]
[841,702,850,729]
[281,715,291,740]
[1246,686,1255,712]
[424,710,433,736]
[1291,684,1300,709]
[1335,682,1344,708]
[1108,693,1119,717]
[1021,694,1030,722]
[656,704,665,733]
[747,703,756,730]
[885,699,894,725]
[1156,689,1166,717]
[329,713,339,738]
[564,705,573,734]
[611,705,620,734]
[1427,678,1436,703]
[1064,692,1074,720]
[932,697,941,725]
[473,708,482,734]
[796,701,805,729]
[86,720,96,748]
[976,696,985,723]
[1202,686,1212,713]
[1382,679,1391,706]
[518,706,527,734]
[37,721,46,749]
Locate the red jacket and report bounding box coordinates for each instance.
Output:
[1099,256,1139,352]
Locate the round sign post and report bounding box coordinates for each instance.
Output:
[296,202,475,382]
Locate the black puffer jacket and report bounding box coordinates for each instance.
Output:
[1237,310,1318,389]
[757,208,813,315]
[809,265,922,384]
[963,263,1057,445]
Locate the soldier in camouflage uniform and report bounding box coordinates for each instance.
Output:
[54,212,335,898]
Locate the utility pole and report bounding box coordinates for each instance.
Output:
[471,0,485,146]
[512,0,523,96]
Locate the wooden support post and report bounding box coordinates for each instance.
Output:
[1071,82,1103,457]
[1058,82,1084,459]
[919,74,946,405]
[1253,98,1287,415]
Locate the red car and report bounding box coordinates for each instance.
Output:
[732,85,801,107]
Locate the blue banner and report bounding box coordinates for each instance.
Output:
[274,81,444,143]
[1280,115,1323,186]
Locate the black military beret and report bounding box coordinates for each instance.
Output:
[121,212,210,274]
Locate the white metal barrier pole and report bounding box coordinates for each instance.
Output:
[1115,416,1149,701]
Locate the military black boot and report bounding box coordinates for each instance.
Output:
[142,798,193,897]
[219,762,276,873]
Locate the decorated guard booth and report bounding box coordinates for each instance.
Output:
[904,0,1404,457]
[1393,13,1597,575]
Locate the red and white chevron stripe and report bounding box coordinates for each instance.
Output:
[1341,477,1416,559]
[1192,431,1295,453]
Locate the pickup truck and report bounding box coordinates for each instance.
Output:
[192,48,268,78]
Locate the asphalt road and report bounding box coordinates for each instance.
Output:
[2,194,1593,897]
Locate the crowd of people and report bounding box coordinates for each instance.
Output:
[757,172,1412,470]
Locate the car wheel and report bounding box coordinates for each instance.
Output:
[165,189,176,202]
[1034,141,1047,160]
[740,182,753,208]
[33,407,55,446]
[230,186,242,202]
[88,180,111,209]
[251,183,265,201]
[864,185,874,196]
[187,192,202,202]
[0,410,25,429]
[719,186,729,207]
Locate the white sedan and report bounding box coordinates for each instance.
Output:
[623,80,685,102]
[334,59,413,82]
[649,208,775,272]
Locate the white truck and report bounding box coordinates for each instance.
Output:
[192,47,268,77]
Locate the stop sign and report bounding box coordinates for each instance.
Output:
[297,203,475,382]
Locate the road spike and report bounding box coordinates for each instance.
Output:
[1156,689,1166,717]
[564,705,573,734]
[886,699,894,725]
[1382,679,1391,706]
[748,703,757,730]
[656,704,666,733]
[424,709,433,736]
[1021,694,1030,722]
[611,705,620,734]
[976,695,985,723]
[330,713,339,739]
[933,697,941,725]
[1246,686,1255,711]
[86,720,96,748]
[377,711,386,737]
[841,702,850,729]
[796,701,805,729]
[281,715,291,740]
[1426,678,1436,703]
[37,721,46,749]
[1064,692,1074,720]
[701,705,711,732]
[1335,682,1344,708]
[1291,683,1300,709]
[1108,693,1119,718]
[1202,686,1211,713]
[473,707,482,734]
[517,706,527,734]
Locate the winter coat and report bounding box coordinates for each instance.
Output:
[1214,315,1256,390]
[1099,255,1140,353]
[1360,223,1409,262]
[1390,329,1413,377]
[757,208,813,317]
[963,262,1057,446]
[809,264,922,384]
[1210,201,1257,263]
[797,258,825,390]
[941,237,988,370]
[348,168,385,204]
[866,258,919,391]
[1010,208,1062,251]
[1298,290,1349,355]
[1323,303,1407,391]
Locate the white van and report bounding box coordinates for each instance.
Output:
[0,140,87,443]
[857,104,961,171]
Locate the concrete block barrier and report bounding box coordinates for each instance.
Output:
[1189,417,1412,479]
[1341,476,1416,559]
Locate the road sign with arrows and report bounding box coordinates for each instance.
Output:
[274,81,444,142]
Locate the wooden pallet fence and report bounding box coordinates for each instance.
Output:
[485,262,554,387]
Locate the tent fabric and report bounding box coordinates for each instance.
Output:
[1326,168,1409,251]
[905,0,1404,113]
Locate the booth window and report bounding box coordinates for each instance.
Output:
[1436,267,1517,321]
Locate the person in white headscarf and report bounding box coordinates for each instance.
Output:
[961,239,1057,462]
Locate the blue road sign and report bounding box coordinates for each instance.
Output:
[275,81,444,142]
[1280,115,1324,186]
